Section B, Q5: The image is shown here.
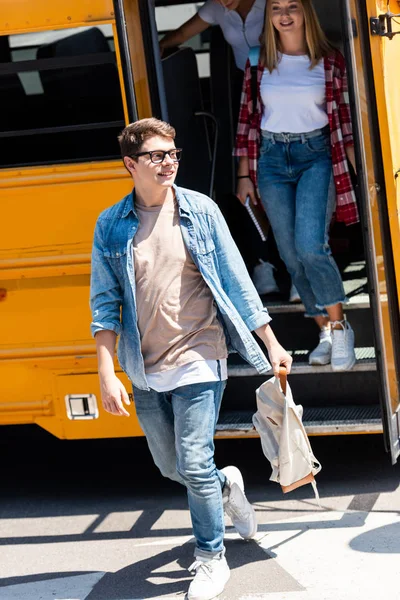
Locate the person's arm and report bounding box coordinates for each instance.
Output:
[345,145,356,174]
[234,61,259,205]
[337,55,357,174]
[211,205,292,376]
[95,330,130,417]
[236,156,258,206]
[254,324,292,376]
[159,14,210,53]
[90,219,130,417]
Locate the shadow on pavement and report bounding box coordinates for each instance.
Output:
[350,521,400,554]
[85,537,295,600]
[0,538,302,599]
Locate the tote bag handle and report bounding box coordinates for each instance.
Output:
[279,366,287,395]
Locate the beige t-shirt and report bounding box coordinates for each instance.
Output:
[132,195,227,373]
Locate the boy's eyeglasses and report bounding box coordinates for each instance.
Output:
[131,149,183,164]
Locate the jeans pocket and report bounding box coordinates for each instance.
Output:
[260,138,273,156]
[131,386,158,412]
[305,135,331,154]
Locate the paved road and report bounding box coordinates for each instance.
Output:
[0,426,399,600]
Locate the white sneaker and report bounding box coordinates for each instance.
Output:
[252,260,279,295]
[309,327,332,366]
[331,319,356,371]
[187,552,230,600]
[289,283,301,303]
[221,466,257,539]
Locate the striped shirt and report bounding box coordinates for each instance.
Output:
[234,49,359,225]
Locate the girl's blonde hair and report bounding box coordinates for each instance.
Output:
[260,0,332,72]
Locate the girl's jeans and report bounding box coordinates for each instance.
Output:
[132,380,227,558]
[257,127,346,317]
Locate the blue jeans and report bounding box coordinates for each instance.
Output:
[132,380,227,557]
[257,128,346,317]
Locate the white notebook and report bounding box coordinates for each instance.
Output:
[245,197,269,242]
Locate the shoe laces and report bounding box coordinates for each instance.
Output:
[319,327,331,343]
[331,320,347,357]
[188,559,215,580]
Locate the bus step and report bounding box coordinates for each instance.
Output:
[265,296,369,314]
[228,347,376,377]
[215,404,382,437]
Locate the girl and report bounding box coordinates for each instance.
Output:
[159,0,266,72]
[161,0,302,300]
[234,0,358,371]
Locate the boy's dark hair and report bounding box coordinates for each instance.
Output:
[118,118,176,159]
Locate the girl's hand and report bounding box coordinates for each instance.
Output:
[236,177,258,206]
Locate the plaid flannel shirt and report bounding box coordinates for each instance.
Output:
[234,49,359,225]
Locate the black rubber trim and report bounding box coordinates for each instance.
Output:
[137,0,168,120]
[1,156,121,169]
[113,0,138,122]
[0,121,124,139]
[0,53,116,75]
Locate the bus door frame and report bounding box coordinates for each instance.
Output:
[342,0,400,463]
[114,0,168,121]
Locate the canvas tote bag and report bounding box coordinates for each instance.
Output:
[253,368,322,499]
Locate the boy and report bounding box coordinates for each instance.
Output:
[90,118,292,600]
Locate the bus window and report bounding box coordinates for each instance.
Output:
[0,26,125,168]
[156,2,211,80]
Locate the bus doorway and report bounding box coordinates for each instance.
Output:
[151,0,400,459]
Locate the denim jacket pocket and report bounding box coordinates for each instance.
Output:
[103,245,128,259]
[192,236,215,270]
[103,245,128,279]
[193,236,215,256]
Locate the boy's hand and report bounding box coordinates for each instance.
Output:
[255,324,292,377]
[267,342,292,378]
[99,373,130,417]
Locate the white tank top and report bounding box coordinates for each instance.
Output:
[260,53,328,133]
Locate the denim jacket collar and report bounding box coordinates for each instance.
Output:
[121,185,191,220]
[121,190,135,219]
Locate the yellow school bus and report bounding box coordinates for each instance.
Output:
[0,0,399,463]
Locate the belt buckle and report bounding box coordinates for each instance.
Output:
[282,133,290,143]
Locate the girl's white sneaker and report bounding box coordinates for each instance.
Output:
[331,320,356,371]
[252,260,280,295]
[309,328,332,366]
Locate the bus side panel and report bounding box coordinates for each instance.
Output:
[0,166,145,439]
[1,0,115,33]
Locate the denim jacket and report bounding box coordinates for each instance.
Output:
[90,185,271,390]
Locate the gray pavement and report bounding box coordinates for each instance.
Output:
[0,427,399,599]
